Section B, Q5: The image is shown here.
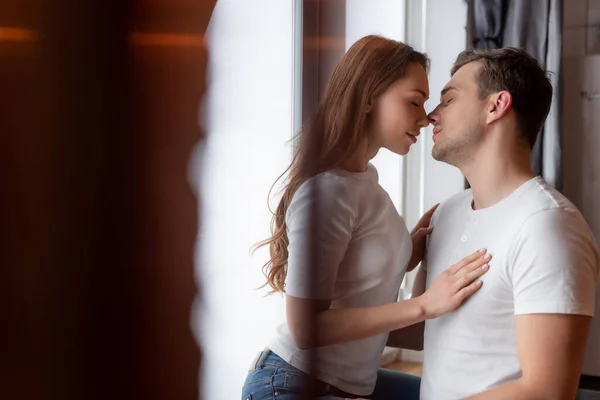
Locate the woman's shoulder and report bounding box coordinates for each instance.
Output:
[295,172,353,204]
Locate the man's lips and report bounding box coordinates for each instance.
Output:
[432,127,442,142]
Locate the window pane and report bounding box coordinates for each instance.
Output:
[194,2,296,399]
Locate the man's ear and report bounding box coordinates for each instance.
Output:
[486,90,512,125]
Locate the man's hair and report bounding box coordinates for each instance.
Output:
[451,47,553,148]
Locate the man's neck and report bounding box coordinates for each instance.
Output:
[462,145,535,210]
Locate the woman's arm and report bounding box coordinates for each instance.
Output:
[387,204,436,347]
[407,204,439,271]
[386,265,428,350]
[287,249,490,349]
[286,296,425,350]
[412,264,427,297]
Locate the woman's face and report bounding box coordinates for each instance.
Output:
[370,63,430,156]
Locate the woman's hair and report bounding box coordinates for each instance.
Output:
[254,35,429,294]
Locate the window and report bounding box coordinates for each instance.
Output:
[195,1,469,396]
[195,2,299,399]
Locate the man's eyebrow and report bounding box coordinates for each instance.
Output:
[440,86,458,97]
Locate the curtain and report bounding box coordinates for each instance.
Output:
[466,0,563,190]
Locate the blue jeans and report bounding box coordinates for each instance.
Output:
[241,350,347,399]
[241,349,421,400]
[370,368,421,400]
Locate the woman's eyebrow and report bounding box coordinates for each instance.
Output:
[412,89,429,100]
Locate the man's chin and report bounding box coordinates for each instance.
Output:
[432,149,456,166]
[431,146,444,162]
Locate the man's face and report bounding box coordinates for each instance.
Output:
[428,61,487,167]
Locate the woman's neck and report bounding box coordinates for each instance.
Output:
[338,140,378,173]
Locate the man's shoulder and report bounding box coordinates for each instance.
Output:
[516,207,594,245]
[511,181,598,267]
[514,178,586,227]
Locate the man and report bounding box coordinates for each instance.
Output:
[398,47,599,399]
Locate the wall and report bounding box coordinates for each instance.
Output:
[562,0,600,377]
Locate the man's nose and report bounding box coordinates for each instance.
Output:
[428,106,441,124]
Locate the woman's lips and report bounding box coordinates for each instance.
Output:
[406,131,420,143]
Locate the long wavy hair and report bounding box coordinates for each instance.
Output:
[254,35,429,294]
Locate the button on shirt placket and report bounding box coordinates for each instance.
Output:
[453,216,478,263]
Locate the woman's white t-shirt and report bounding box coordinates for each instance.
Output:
[268,164,412,396]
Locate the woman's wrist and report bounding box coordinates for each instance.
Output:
[412,293,434,320]
[407,237,421,270]
[395,296,429,327]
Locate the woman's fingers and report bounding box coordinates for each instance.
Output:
[455,262,489,289]
[453,251,491,290]
[414,226,434,238]
[418,203,439,226]
[467,252,492,272]
[455,279,484,302]
[448,249,487,274]
[422,203,440,219]
[411,203,440,234]
[422,248,491,318]
[462,252,492,273]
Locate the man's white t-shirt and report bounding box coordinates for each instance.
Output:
[421,176,599,399]
[268,164,412,396]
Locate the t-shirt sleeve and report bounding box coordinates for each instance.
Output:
[509,208,599,316]
[284,175,355,299]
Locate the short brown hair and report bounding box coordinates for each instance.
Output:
[451,47,552,148]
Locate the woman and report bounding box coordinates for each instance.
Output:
[241,36,491,400]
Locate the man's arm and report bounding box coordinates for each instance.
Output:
[465,208,598,399]
[386,266,428,350]
[465,313,591,400]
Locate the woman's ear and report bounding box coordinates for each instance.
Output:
[365,97,374,113]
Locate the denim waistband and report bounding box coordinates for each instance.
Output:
[248,348,362,399]
[250,348,293,371]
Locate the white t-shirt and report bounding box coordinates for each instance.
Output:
[420,176,600,400]
[268,164,412,396]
